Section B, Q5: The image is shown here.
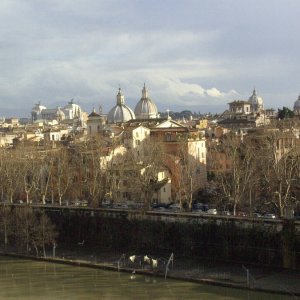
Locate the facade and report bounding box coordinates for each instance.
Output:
[31,100,84,125]
[218,89,269,130]
[228,100,251,114]
[86,108,107,136]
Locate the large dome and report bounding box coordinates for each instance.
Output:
[248,89,264,112]
[107,88,135,123]
[134,84,158,119]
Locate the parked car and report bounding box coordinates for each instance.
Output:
[153,206,169,211]
[192,208,204,214]
[151,203,169,210]
[169,203,181,211]
[102,202,112,208]
[263,213,276,219]
[73,200,88,207]
[207,208,218,215]
[237,211,247,217]
[220,210,231,216]
[113,203,128,209]
[253,212,262,218]
[193,202,209,211]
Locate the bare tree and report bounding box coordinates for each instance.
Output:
[135,139,165,209]
[256,130,300,216]
[1,151,22,203]
[80,139,107,207]
[36,151,55,204]
[19,147,40,204]
[32,211,57,257]
[0,205,13,249]
[212,134,255,215]
[15,206,37,253]
[51,147,73,205]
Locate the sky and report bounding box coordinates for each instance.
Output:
[0,0,300,117]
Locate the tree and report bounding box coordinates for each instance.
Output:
[32,211,58,257]
[256,130,300,216]
[36,151,55,204]
[51,147,73,205]
[278,107,294,119]
[19,147,40,204]
[212,134,256,215]
[0,205,13,249]
[15,206,37,253]
[137,140,165,209]
[1,151,22,203]
[80,138,107,207]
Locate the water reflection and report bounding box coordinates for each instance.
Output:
[0,257,292,300]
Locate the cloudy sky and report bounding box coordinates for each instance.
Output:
[0,0,300,117]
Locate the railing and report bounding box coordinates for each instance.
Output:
[165,253,174,279]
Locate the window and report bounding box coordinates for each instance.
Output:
[166,133,172,141]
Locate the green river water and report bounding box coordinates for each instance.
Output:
[0,256,292,299]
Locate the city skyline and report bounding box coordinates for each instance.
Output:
[1,0,300,117]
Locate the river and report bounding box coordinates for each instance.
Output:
[0,256,291,299]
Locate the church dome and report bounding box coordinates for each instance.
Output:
[134,84,158,119]
[248,89,264,112]
[88,108,100,118]
[107,88,135,123]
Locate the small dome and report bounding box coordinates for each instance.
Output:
[248,89,264,112]
[107,88,135,123]
[134,84,158,119]
[88,108,100,118]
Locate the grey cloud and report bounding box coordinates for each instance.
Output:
[0,0,299,116]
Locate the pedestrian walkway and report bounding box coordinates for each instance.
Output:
[54,250,300,297]
[2,249,300,297]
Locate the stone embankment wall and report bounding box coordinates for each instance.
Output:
[44,207,300,269]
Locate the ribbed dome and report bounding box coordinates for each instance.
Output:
[134,84,158,119]
[248,89,264,112]
[107,88,135,123]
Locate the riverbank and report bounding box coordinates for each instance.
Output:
[1,249,299,297]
